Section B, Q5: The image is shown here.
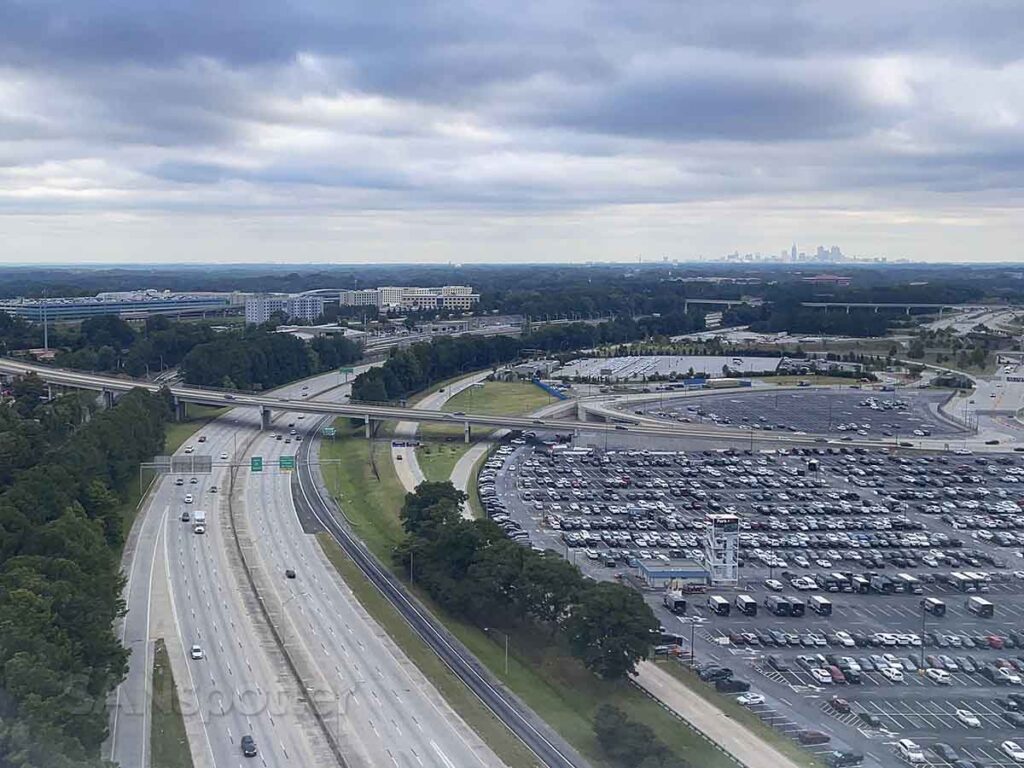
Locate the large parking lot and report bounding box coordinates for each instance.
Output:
[480,438,1024,768]
[628,388,964,439]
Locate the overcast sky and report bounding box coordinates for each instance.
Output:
[1,0,1022,264]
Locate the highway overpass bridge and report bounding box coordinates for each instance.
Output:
[800,302,994,315]
[0,357,1012,452]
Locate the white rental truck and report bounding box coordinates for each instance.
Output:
[193,510,207,534]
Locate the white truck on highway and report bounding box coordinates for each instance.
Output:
[193,510,207,534]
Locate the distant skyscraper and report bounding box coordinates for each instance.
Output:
[790,243,797,261]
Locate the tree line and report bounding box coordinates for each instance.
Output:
[351,312,705,402]
[50,315,218,377]
[594,705,690,768]
[180,328,361,390]
[395,483,658,680]
[0,382,170,767]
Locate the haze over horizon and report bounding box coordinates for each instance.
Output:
[2,1,1023,264]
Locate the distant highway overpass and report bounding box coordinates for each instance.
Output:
[0,357,1011,451]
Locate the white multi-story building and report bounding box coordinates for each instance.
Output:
[704,513,739,585]
[245,294,324,324]
[339,285,479,312]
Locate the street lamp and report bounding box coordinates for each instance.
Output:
[483,627,509,676]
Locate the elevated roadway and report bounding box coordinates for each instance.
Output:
[5,358,1020,454]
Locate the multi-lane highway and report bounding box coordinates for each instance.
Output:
[244,419,504,768]
[110,366,555,768]
[110,375,339,768]
[5,357,1017,453]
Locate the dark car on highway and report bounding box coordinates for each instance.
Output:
[240,735,257,757]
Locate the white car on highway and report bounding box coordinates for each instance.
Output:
[955,708,981,728]
[183,494,193,504]
[189,644,203,660]
[736,693,765,706]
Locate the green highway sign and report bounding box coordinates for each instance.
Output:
[339,367,355,374]
[322,426,337,438]
[279,455,296,471]
[250,456,263,472]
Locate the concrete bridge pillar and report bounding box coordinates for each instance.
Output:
[464,422,471,443]
[101,389,116,409]
[846,305,851,315]
[173,397,187,422]
[260,406,272,430]
[364,415,372,439]
[906,306,911,316]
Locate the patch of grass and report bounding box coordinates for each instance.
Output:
[443,380,554,416]
[323,423,731,768]
[315,534,542,768]
[151,639,195,768]
[416,441,467,482]
[465,446,493,519]
[657,660,822,768]
[319,421,407,560]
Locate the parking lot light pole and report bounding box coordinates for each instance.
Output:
[920,602,926,668]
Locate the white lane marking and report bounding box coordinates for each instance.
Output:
[430,740,457,768]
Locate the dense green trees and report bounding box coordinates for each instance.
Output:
[0,386,169,766]
[593,705,689,768]
[351,313,705,402]
[181,329,361,389]
[395,483,659,680]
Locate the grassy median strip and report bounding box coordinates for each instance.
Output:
[151,639,195,768]
[318,423,734,768]
[315,533,543,768]
[657,660,823,768]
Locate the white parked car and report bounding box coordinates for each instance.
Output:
[809,668,833,685]
[764,579,784,591]
[897,739,926,764]
[736,693,765,706]
[834,632,855,648]
[925,668,951,684]
[879,666,904,683]
[1003,741,1024,762]
[955,709,981,728]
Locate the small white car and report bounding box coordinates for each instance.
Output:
[183,494,193,504]
[834,631,855,648]
[879,666,904,683]
[736,693,765,706]
[220,452,229,460]
[955,708,981,728]
[897,739,926,764]
[809,668,833,685]
[190,645,203,660]
[926,668,951,684]
[1003,741,1024,762]
[764,579,784,591]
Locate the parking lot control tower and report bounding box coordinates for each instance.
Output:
[705,513,739,585]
